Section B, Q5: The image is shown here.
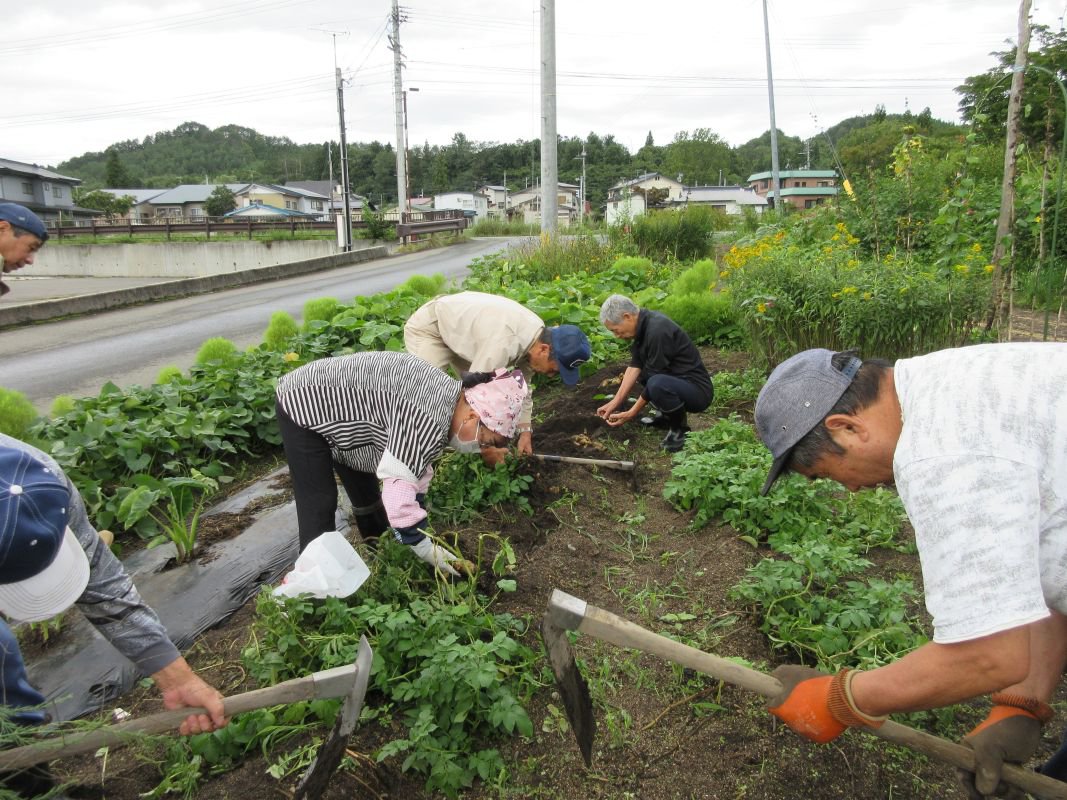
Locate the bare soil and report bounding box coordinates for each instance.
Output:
[47,348,1067,800]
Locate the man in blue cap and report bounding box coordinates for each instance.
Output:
[404,290,591,462]
[0,435,227,795]
[0,203,49,297]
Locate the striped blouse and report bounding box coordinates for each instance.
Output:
[276,351,460,485]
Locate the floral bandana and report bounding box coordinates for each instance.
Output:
[463,368,529,438]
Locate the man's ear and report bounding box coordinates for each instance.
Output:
[824,413,869,441]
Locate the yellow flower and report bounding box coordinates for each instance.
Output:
[954,264,970,274]
[984,264,995,274]
[1036,214,1043,223]
[555,275,561,281]
[862,291,872,300]
[846,259,859,269]
[720,270,730,278]
[831,291,841,299]
[831,233,841,242]
[757,302,767,313]
[971,243,982,253]
[823,246,834,254]
[846,235,859,246]
[284,352,300,362]
[841,286,858,295]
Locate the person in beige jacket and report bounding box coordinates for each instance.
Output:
[404,291,590,460]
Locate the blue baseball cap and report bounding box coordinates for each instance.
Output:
[549,325,591,386]
[0,447,89,622]
[0,203,49,242]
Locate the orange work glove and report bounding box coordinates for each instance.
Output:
[958,693,1051,800]
[767,665,888,744]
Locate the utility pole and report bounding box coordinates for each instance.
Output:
[540,0,558,234]
[403,87,419,212]
[320,29,350,248]
[762,0,782,213]
[578,142,587,227]
[389,0,408,217]
[503,169,508,219]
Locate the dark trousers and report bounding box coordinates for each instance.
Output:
[1042,728,1067,782]
[276,401,389,551]
[0,621,46,724]
[644,374,713,417]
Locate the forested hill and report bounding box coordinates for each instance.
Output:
[57,111,962,207]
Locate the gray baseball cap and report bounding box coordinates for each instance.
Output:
[754,348,862,495]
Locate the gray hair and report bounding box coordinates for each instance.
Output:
[600,294,639,325]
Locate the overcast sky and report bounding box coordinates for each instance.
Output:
[1,1,1060,169]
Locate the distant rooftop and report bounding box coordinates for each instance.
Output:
[0,157,81,184]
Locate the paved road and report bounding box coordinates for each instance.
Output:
[1,237,521,411]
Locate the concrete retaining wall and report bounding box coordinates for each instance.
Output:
[1,246,389,328]
[32,239,378,278]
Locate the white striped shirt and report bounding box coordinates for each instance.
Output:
[276,352,460,484]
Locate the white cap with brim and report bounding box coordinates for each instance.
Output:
[0,525,90,623]
[0,446,90,623]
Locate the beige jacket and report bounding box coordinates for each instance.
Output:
[404,291,543,428]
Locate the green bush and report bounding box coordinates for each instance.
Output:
[263,311,300,350]
[398,273,446,298]
[49,395,76,418]
[0,388,38,439]
[195,337,239,368]
[467,218,539,236]
[653,292,746,349]
[631,205,726,262]
[611,256,653,273]
[302,297,340,331]
[155,365,183,385]
[670,258,719,295]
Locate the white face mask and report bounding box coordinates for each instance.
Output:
[449,419,483,453]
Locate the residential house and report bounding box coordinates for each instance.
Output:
[606,173,685,225]
[285,180,370,217]
[101,188,165,222]
[0,157,95,223]
[281,184,331,218]
[434,191,488,222]
[506,182,579,227]
[223,202,319,219]
[477,184,508,218]
[746,169,838,210]
[679,185,768,215]
[148,184,247,220]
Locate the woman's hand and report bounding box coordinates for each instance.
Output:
[605,409,635,428]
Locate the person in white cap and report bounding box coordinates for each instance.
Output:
[275,350,529,575]
[751,343,1067,798]
[0,434,227,795]
[0,202,48,297]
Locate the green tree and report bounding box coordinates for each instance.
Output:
[105,149,133,187]
[72,188,134,219]
[204,185,237,217]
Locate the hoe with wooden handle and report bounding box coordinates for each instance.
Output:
[0,636,373,779]
[541,589,1067,800]
[531,454,636,472]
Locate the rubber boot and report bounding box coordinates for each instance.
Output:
[660,410,690,453]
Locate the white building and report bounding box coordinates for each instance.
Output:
[434,191,489,222]
[606,172,685,226]
[681,186,768,215]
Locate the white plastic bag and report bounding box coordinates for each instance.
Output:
[273,530,370,599]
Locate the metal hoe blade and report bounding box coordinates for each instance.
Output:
[293,635,374,800]
[541,591,595,767]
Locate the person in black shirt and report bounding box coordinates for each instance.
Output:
[595,294,713,452]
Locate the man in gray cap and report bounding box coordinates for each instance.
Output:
[753,344,1067,798]
[0,202,48,297]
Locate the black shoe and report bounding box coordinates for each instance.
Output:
[661,427,690,453]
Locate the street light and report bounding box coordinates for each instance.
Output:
[403,87,419,213]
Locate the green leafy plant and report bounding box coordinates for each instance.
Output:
[194,337,239,369]
[154,365,183,385]
[263,310,300,350]
[301,297,340,331]
[117,471,219,562]
[0,387,38,439]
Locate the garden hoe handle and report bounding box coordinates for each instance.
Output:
[532,453,636,472]
[0,662,361,772]
[545,590,1067,800]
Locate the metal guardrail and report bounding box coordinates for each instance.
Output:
[45,209,468,241]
